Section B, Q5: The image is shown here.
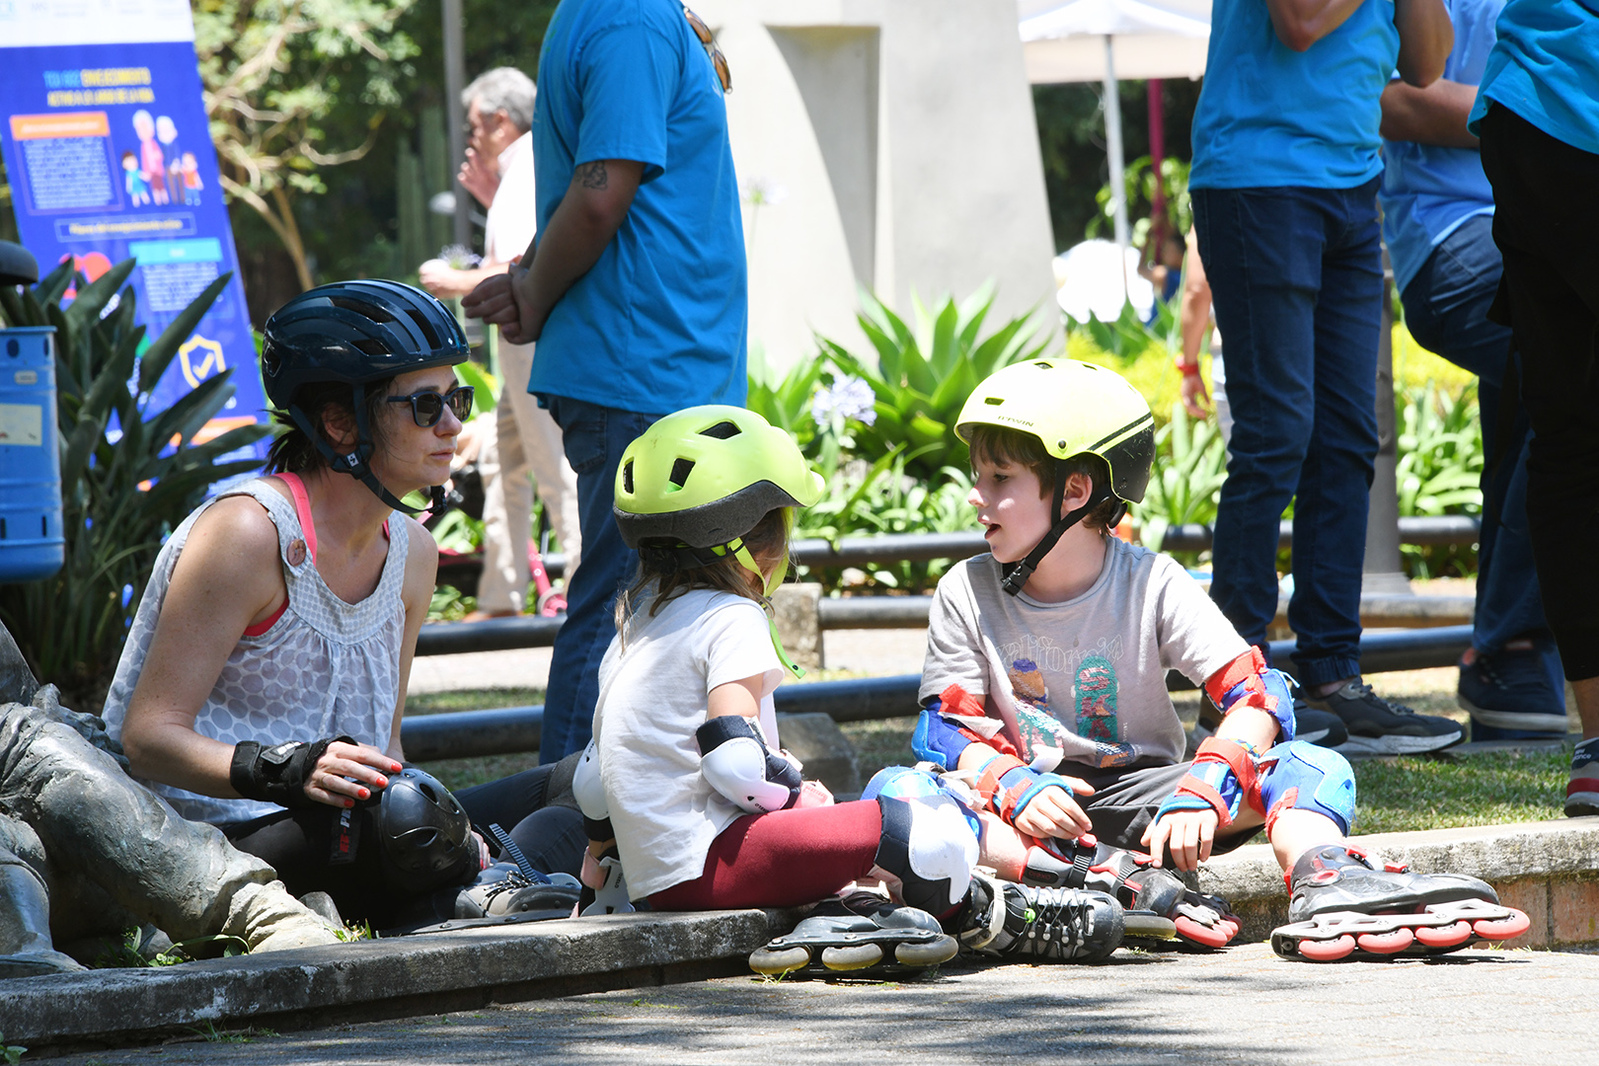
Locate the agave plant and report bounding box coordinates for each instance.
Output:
[815,284,1050,483]
[0,259,271,708]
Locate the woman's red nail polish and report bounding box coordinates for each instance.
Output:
[376,777,388,789]
[359,788,371,800]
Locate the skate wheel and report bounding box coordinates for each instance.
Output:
[1472,910,1531,941]
[1297,935,1357,961]
[1355,927,1415,955]
[1124,913,1178,941]
[895,935,959,968]
[1174,915,1232,949]
[749,945,811,975]
[821,943,885,971]
[1414,920,1472,948]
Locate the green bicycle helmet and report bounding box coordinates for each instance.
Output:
[615,405,824,595]
[956,358,1155,595]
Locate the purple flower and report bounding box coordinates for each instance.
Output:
[811,375,877,428]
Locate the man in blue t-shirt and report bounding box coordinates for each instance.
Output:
[1470,0,1599,817]
[1190,0,1458,755]
[465,0,746,762]
[1379,0,1565,740]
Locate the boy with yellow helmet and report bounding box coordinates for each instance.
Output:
[892,358,1529,960]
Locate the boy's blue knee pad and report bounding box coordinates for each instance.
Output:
[863,766,982,839]
[1256,741,1356,835]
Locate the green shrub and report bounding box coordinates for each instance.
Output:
[0,260,269,709]
[1129,403,1229,562]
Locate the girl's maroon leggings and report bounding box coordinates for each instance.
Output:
[649,799,882,910]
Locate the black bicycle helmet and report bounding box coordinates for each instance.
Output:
[261,280,469,512]
[374,767,475,892]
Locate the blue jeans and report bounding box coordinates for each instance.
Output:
[538,397,665,763]
[1400,215,1561,679]
[1195,181,1383,687]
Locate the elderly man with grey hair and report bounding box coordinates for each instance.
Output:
[422,66,581,619]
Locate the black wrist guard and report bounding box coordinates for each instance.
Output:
[230,735,356,809]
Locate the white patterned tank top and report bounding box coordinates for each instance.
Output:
[102,476,409,826]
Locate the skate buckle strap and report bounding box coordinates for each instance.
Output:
[487,822,546,883]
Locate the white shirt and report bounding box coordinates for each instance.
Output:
[484,132,536,265]
[593,588,784,900]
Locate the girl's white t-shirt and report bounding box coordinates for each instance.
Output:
[593,587,784,900]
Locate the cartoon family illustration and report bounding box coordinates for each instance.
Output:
[122,110,202,209]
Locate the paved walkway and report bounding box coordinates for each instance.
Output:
[42,942,1599,1065]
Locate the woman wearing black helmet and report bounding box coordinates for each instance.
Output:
[102,281,580,929]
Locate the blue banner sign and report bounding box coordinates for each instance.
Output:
[0,4,268,452]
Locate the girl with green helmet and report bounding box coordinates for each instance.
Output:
[572,405,1145,974]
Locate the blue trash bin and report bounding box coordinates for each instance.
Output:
[0,326,64,582]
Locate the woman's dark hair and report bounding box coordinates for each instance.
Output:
[966,423,1121,533]
[265,377,395,475]
[614,507,793,634]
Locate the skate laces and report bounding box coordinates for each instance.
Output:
[1013,884,1097,957]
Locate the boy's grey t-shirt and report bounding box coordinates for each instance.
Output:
[921,538,1248,770]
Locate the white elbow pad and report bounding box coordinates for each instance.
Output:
[696,715,801,814]
[573,740,609,822]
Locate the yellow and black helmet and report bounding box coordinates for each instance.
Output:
[956,357,1156,505]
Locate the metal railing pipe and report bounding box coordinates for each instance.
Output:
[401,626,1476,761]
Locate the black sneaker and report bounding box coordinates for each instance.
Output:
[1458,645,1569,736]
[1307,681,1464,756]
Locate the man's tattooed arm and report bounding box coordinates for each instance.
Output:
[577,160,609,190]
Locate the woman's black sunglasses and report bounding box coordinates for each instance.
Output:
[386,385,474,427]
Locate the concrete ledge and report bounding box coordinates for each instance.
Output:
[0,909,791,1051]
[7,820,1597,1052]
[1197,816,1599,945]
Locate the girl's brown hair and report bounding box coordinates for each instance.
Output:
[614,507,793,635]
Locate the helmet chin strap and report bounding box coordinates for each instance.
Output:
[999,462,1115,597]
[287,386,435,516]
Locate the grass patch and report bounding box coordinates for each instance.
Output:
[840,719,1570,834]
[1352,747,1568,833]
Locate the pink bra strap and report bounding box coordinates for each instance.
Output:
[276,471,318,564]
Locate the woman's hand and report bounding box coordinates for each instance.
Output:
[303,740,403,809]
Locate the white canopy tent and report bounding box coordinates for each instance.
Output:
[1018,0,1211,253]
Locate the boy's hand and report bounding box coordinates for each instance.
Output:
[1013,780,1095,840]
[1142,808,1220,872]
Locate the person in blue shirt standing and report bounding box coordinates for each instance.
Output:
[466,0,746,763]
[1379,0,1566,741]
[1190,0,1459,755]
[1470,1,1599,817]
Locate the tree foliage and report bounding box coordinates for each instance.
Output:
[195,0,422,290]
